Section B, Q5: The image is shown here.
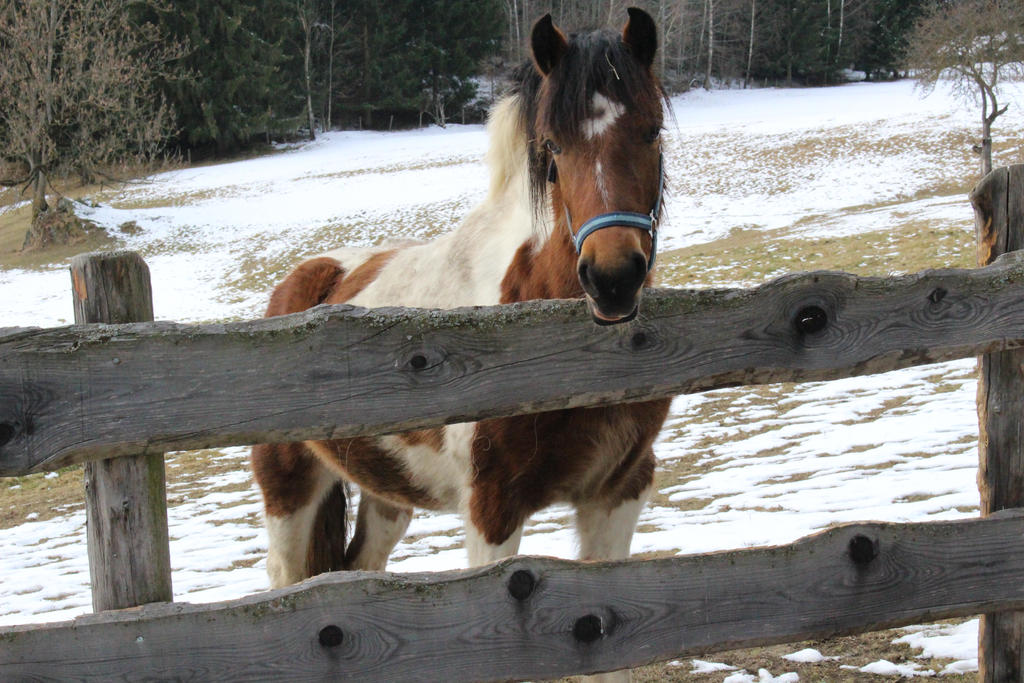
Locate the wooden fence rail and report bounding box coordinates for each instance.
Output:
[5,250,1024,476]
[4,512,1024,681]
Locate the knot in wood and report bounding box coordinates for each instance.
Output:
[507,569,536,601]
[409,354,428,371]
[318,624,344,648]
[0,423,15,448]
[848,534,878,565]
[928,287,947,305]
[794,306,828,335]
[573,614,604,643]
[631,331,649,350]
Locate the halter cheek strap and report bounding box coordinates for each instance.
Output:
[554,153,665,272]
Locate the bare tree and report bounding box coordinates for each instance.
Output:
[705,0,715,89]
[744,0,756,87]
[0,0,181,225]
[905,0,1024,176]
[297,0,318,140]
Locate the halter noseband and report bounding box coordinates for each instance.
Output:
[549,152,664,271]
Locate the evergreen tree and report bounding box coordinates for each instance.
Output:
[331,0,503,129]
[855,0,928,80]
[139,0,304,152]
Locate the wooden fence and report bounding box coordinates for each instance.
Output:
[1,165,1023,680]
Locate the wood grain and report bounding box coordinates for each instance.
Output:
[70,252,173,612]
[972,164,1024,682]
[5,251,1024,476]
[4,513,1024,681]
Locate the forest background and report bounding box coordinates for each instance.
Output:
[0,0,930,159]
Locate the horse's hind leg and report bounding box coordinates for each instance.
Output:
[344,492,412,571]
[252,442,343,588]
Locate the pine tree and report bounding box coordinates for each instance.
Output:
[140,0,303,152]
[856,0,928,80]
[331,0,502,129]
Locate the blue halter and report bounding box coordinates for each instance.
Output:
[553,152,665,271]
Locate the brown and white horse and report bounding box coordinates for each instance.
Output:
[252,8,671,595]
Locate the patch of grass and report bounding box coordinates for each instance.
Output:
[0,449,253,532]
[0,202,121,269]
[0,467,85,527]
[657,220,975,290]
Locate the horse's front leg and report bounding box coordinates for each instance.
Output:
[463,515,524,567]
[345,492,413,570]
[463,477,525,566]
[574,484,651,562]
[572,449,656,683]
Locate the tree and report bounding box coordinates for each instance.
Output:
[330,0,502,129]
[296,0,321,140]
[855,0,927,80]
[905,0,1024,176]
[0,0,180,220]
[140,0,302,152]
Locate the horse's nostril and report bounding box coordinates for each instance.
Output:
[577,261,592,288]
[632,252,648,280]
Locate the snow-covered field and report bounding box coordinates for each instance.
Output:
[3,79,1024,678]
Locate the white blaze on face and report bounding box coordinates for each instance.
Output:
[595,159,609,203]
[583,93,624,140]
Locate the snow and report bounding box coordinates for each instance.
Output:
[896,619,980,676]
[723,669,799,683]
[842,660,936,677]
[3,78,1023,675]
[782,648,840,664]
[689,659,740,673]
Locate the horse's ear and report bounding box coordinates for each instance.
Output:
[531,14,568,76]
[623,7,657,68]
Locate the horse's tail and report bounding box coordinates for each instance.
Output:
[255,257,351,582]
[306,479,348,575]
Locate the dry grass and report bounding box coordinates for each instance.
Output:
[0,201,121,269]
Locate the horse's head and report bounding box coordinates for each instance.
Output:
[531,7,664,325]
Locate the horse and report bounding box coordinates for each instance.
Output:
[252,7,671,601]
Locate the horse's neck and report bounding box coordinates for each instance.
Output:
[499,209,582,304]
[444,92,579,306]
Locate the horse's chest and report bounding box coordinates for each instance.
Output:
[472,403,666,503]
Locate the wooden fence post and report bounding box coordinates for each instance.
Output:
[70,251,172,612]
[971,164,1024,682]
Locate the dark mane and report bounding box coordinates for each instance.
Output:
[509,28,670,218]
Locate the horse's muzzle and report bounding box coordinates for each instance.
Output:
[578,253,647,325]
[590,302,639,326]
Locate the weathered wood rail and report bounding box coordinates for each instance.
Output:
[5,250,1024,476]
[2,164,1024,681]
[5,513,1024,680]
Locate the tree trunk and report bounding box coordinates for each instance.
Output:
[31,168,48,219]
[325,3,335,131]
[704,0,714,90]
[744,0,756,88]
[837,0,845,65]
[982,117,993,177]
[301,8,315,141]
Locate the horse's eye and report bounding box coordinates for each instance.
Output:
[544,139,562,155]
[644,127,661,144]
